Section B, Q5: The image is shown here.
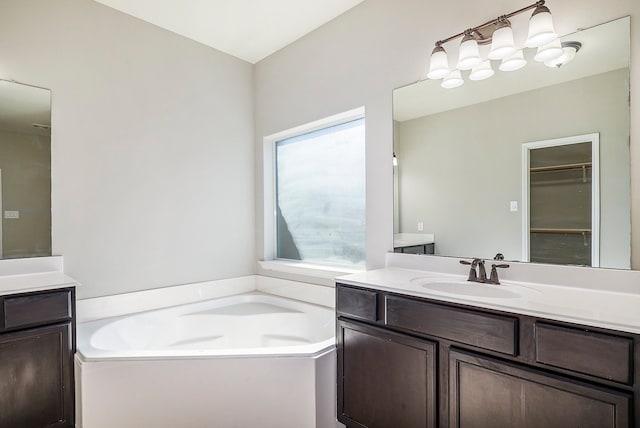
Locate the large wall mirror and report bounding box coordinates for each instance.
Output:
[0,79,51,259]
[393,16,631,269]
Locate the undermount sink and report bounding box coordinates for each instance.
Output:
[410,277,521,299]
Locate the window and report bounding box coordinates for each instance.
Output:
[265,110,365,268]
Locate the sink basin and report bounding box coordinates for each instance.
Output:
[417,280,521,299]
[409,276,522,299]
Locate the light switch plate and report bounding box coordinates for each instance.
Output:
[4,210,19,219]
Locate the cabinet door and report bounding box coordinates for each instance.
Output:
[338,319,437,428]
[450,349,631,428]
[0,323,74,428]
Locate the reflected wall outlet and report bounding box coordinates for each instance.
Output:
[417,221,424,231]
[4,211,19,219]
[510,201,518,212]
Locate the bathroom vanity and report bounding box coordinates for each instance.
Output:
[0,259,77,428]
[336,258,640,428]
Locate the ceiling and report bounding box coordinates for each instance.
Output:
[93,0,366,64]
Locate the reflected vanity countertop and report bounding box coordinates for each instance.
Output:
[336,267,640,335]
[0,271,79,296]
[393,233,435,247]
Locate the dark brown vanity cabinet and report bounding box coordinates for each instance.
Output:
[0,287,76,428]
[336,283,638,428]
[450,350,631,428]
[338,320,437,428]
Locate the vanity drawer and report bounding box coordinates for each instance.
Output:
[535,322,633,384]
[385,296,518,355]
[4,289,72,330]
[336,285,377,321]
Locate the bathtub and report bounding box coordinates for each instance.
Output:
[75,277,342,428]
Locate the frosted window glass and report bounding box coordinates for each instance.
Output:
[276,118,365,266]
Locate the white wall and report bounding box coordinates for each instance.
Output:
[254,0,640,270]
[1,0,639,299]
[0,0,255,298]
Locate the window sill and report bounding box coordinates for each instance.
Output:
[257,260,364,281]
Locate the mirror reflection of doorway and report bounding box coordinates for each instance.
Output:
[522,134,600,267]
[0,169,2,258]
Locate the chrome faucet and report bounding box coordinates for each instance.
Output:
[460,258,509,285]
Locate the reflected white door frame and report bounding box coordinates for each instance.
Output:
[521,133,600,267]
[0,169,3,258]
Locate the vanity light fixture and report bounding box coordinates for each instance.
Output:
[544,41,582,68]
[427,45,450,79]
[525,4,558,47]
[469,60,495,80]
[499,50,528,71]
[534,37,564,62]
[426,0,560,88]
[457,31,483,70]
[488,19,517,60]
[441,70,464,88]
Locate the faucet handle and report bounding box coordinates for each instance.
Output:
[489,263,510,284]
[460,259,478,281]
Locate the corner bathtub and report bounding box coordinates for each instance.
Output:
[75,290,340,428]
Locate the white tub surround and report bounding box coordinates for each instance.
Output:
[76,348,336,428]
[256,275,336,308]
[337,253,640,334]
[75,277,342,428]
[0,255,79,296]
[76,274,335,322]
[257,259,364,288]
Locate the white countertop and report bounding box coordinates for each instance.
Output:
[0,271,78,296]
[0,256,78,296]
[393,233,435,247]
[337,267,640,334]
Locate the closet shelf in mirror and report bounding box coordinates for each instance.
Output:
[530,162,592,173]
[530,176,591,185]
[530,228,591,235]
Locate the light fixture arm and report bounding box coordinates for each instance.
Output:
[434,0,545,46]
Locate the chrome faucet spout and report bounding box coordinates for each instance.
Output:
[477,260,487,282]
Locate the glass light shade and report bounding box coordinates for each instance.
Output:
[441,70,464,89]
[525,6,558,48]
[469,60,495,81]
[534,38,563,62]
[488,25,516,60]
[427,45,450,80]
[499,50,527,72]
[544,42,581,68]
[457,35,482,70]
